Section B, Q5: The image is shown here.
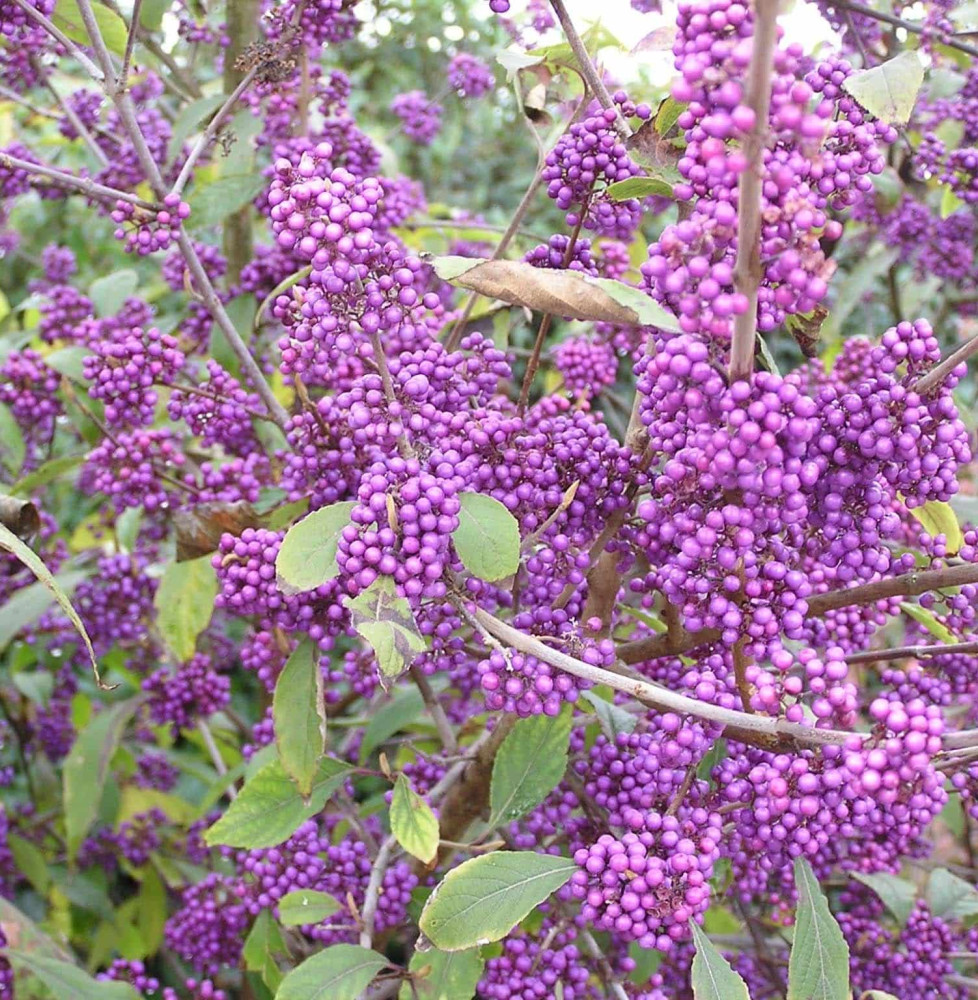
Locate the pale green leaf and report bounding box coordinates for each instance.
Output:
[188,173,267,229]
[419,852,576,951]
[44,346,91,383]
[400,947,485,1000]
[277,889,342,927]
[275,502,355,594]
[391,774,440,864]
[842,51,925,125]
[689,922,750,1000]
[255,266,314,330]
[606,176,674,201]
[906,499,964,555]
[899,602,954,644]
[581,690,638,739]
[788,857,850,1000]
[927,867,978,920]
[0,569,88,654]
[205,756,353,849]
[154,555,218,663]
[89,269,139,319]
[346,576,426,686]
[941,185,965,219]
[9,454,83,496]
[0,401,25,475]
[5,951,139,1000]
[275,943,387,1000]
[452,492,521,582]
[273,639,326,796]
[168,95,227,162]
[52,0,129,56]
[850,871,916,926]
[64,697,144,859]
[489,708,571,827]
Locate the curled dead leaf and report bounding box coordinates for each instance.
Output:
[174,501,262,561]
[0,496,40,541]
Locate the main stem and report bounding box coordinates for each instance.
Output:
[728,0,779,383]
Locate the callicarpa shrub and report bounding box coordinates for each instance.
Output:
[0,0,977,997]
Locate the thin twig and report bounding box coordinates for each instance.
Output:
[31,57,109,167]
[172,66,259,196]
[729,0,779,382]
[409,666,458,755]
[0,151,157,209]
[359,834,396,948]
[8,0,105,80]
[915,331,978,394]
[198,719,236,799]
[832,0,978,58]
[118,0,143,93]
[846,639,978,664]
[548,0,632,139]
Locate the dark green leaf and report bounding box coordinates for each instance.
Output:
[8,833,50,893]
[788,857,850,1000]
[346,576,426,687]
[5,951,139,1000]
[689,922,750,1000]
[419,852,576,951]
[359,687,426,762]
[400,947,485,1000]
[275,943,387,1000]
[276,502,355,594]
[273,639,326,797]
[0,401,24,475]
[277,889,342,927]
[188,173,267,229]
[205,756,353,849]
[606,177,674,201]
[154,555,219,662]
[581,690,638,740]
[89,270,139,318]
[9,455,83,496]
[489,708,571,827]
[452,493,521,582]
[63,696,143,858]
[391,774,440,864]
[0,569,88,653]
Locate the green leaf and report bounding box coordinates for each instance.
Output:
[941,184,965,219]
[154,555,219,663]
[63,697,144,859]
[842,51,925,126]
[899,601,955,644]
[89,269,139,319]
[9,454,83,496]
[244,910,289,992]
[400,947,485,1000]
[275,502,355,594]
[273,639,326,797]
[8,833,50,894]
[346,576,427,687]
[689,922,750,1000]
[927,867,978,920]
[489,708,571,827]
[0,401,24,476]
[391,774,440,864]
[654,96,686,136]
[168,94,227,162]
[5,951,139,1000]
[788,857,850,1000]
[205,756,353,849]
[360,687,426,762]
[52,0,129,56]
[255,265,314,330]
[188,173,267,229]
[11,671,54,706]
[581,690,637,740]
[820,247,900,344]
[0,569,88,654]
[136,866,167,955]
[277,889,342,927]
[850,872,916,927]
[0,526,105,687]
[275,943,387,1000]
[452,493,521,582]
[606,176,674,201]
[906,499,964,555]
[44,346,92,383]
[419,852,576,951]
[139,0,171,30]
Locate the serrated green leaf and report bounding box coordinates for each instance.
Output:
[89,269,139,319]
[927,867,978,920]
[788,857,850,1000]
[205,756,353,849]
[154,555,218,663]
[188,173,267,229]
[275,943,387,1000]
[346,576,426,686]
[606,176,674,201]
[842,51,924,125]
[277,889,342,927]
[899,601,955,644]
[399,946,485,1000]
[489,707,571,827]
[275,502,355,594]
[851,871,916,927]
[906,499,964,554]
[273,639,326,797]
[64,697,144,859]
[6,951,139,1000]
[419,852,576,951]
[452,492,521,582]
[690,922,750,1000]
[52,0,129,56]
[391,774,440,864]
